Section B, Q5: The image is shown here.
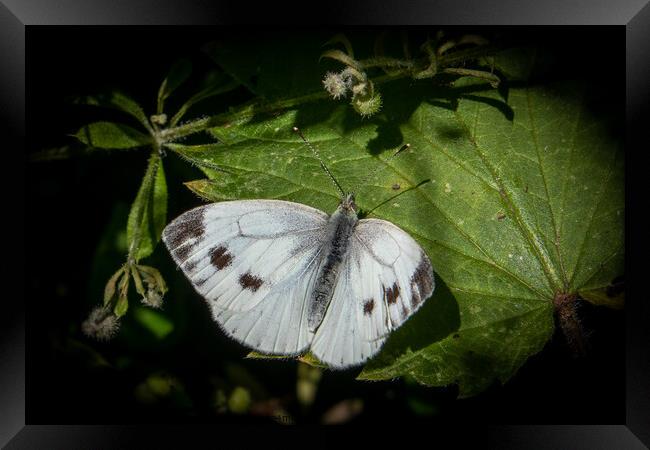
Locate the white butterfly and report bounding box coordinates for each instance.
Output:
[162,129,435,369]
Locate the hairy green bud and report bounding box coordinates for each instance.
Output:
[352,92,382,118]
[322,72,348,99]
[82,306,121,341]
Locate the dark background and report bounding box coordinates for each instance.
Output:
[26,27,625,424]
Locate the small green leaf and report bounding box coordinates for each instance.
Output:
[245,350,328,369]
[245,351,294,362]
[320,49,363,71]
[114,295,128,318]
[324,33,355,58]
[75,91,152,132]
[131,265,146,297]
[103,267,125,306]
[114,274,129,318]
[74,122,152,149]
[157,58,193,114]
[137,264,168,295]
[126,155,168,261]
[169,71,239,126]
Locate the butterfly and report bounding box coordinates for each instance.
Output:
[162,127,435,369]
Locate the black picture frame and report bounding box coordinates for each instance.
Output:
[3,0,648,447]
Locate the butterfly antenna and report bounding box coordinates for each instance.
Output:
[352,143,410,193]
[293,126,346,198]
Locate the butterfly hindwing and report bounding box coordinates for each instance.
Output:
[310,218,435,368]
[162,200,328,354]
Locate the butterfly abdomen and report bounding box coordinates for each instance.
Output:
[307,207,358,331]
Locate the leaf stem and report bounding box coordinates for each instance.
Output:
[159,72,404,142]
[553,292,588,356]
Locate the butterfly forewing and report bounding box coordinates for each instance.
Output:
[310,218,434,369]
[162,200,328,353]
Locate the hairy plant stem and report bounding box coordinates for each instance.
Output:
[553,292,588,357]
[160,45,499,143]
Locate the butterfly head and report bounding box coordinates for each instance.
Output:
[340,193,357,214]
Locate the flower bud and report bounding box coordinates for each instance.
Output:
[322,72,348,99]
[142,287,163,309]
[150,113,167,125]
[352,92,382,118]
[82,306,121,341]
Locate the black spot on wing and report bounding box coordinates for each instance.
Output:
[363,299,375,316]
[239,272,263,292]
[165,207,206,250]
[384,282,400,305]
[210,245,233,270]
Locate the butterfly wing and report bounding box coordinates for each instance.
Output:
[162,200,328,355]
[310,218,435,369]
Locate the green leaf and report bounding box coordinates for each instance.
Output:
[157,58,193,114]
[246,351,328,369]
[75,91,153,132]
[177,61,622,396]
[103,267,125,306]
[114,273,130,318]
[74,122,152,149]
[114,294,129,318]
[126,154,168,261]
[169,70,240,127]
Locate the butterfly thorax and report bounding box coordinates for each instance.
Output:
[307,200,359,331]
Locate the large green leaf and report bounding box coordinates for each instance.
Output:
[175,69,622,397]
